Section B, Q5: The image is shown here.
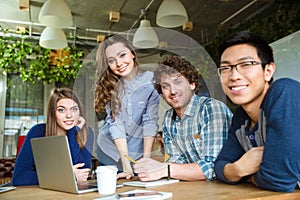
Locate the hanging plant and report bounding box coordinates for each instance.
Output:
[0,27,84,85]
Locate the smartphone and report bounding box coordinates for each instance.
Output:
[118,191,162,199]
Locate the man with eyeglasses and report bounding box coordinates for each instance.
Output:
[214,31,300,192]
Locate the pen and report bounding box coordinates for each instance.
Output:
[124,154,137,164]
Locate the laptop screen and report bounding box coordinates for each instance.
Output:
[31,136,97,194]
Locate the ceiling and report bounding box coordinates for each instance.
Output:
[0,0,275,48]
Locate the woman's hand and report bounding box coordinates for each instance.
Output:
[114,138,135,180]
[117,169,134,180]
[77,116,86,129]
[118,154,134,180]
[73,163,90,182]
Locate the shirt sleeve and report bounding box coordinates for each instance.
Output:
[142,89,160,137]
[67,126,94,169]
[12,124,45,186]
[214,118,246,184]
[104,104,126,140]
[162,110,181,163]
[197,99,233,180]
[109,121,127,139]
[163,125,180,163]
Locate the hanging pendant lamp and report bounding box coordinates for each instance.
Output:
[133,19,159,49]
[156,0,188,28]
[39,0,73,28]
[39,27,67,49]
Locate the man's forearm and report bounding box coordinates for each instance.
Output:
[170,162,206,181]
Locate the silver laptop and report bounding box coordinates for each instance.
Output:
[30,135,98,194]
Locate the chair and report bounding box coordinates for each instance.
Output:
[16,135,26,157]
[0,158,16,185]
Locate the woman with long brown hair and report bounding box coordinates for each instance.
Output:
[13,88,94,186]
[94,34,160,179]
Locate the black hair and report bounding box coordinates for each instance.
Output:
[217,31,274,83]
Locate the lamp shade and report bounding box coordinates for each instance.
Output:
[133,20,159,49]
[39,0,73,28]
[39,27,67,49]
[156,0,188,28]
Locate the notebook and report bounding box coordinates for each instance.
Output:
[123,179,179,188]
[30,135,98,194]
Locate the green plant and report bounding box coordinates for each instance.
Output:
[0,27,84,85]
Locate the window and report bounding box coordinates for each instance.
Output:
[2,74,44,157]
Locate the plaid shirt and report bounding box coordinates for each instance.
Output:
[163,95,232,180]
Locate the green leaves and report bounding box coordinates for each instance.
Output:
[0,28,84,85]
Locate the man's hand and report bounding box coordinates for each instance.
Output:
[133,158,168,181]
[224,146,264,182]
[235,146,264,177]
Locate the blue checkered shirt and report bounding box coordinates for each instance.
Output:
[163,95,232,180]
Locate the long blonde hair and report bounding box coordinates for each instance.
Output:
[46,88,88,149]
[94,34,139,118]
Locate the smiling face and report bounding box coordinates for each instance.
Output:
[160,73,195,118]
[55,98,80,135]
[106,42,137,80]
[220,44,275,111]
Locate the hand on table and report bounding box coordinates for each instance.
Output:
[117,171,134,180]
[133,158,168,181]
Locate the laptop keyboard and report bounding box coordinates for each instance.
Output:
[77,181,98,190]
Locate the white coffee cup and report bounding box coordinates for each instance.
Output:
[96,165,118,195]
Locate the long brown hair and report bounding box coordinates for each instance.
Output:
[94,34,139,118]
[46,88,88,149]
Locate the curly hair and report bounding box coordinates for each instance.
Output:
[94,34,139,118]
[153,55,202,94]
[46,87,88,149]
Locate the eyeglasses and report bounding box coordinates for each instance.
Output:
[217,61,265,77]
